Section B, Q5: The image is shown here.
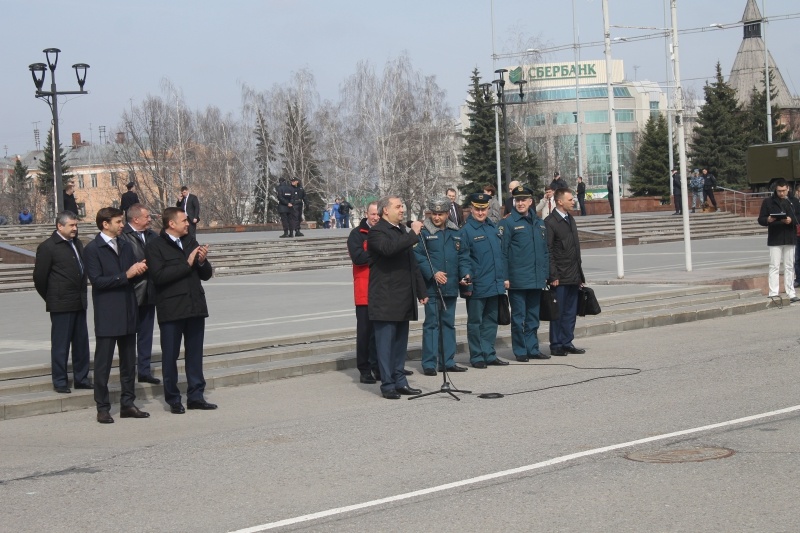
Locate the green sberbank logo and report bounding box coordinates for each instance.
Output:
[509,67,524,84]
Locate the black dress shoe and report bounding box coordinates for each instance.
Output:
[550,348,568,356]
[373,372,382,382]
[531,353,552,359]
[487,359,510,366]
[423,368,438,376]
[471,361,487,369]
[96,411,114,424]
[54,386,71,394]
[187,400,218,410]
[138,374,161,384]
[382,390,401,400]
[294,231,305,237]
[564,345,586,354]
[170,403,185,414]
[401,368,414,376]
[445,365,468,372]
[396,386,422,395]
[359,374,377,384]
[74,381,93,389]
[515,356,530,362]
[120,406,150,419]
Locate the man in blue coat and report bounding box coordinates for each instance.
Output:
[414,198,471,376]
[460,193,510,369]
[84,207,150,424]
[499,185,550,361]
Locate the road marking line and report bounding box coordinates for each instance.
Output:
[228,404,800,533]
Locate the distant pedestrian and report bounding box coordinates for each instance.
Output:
[536,184,555,219]
[483,184,501,225]
[289,178,305,237]
[576,176,586,216]
[338,198,352,229]
[176,185,200,237]
[606,171,615,218]
[322,206,332,229]
[120,182,139,215]
[63,182,79,217]
[33,211,92,393]
[690,169,704,213]
[446,188,465,227]
[504,180,520,218]
[757,179,798,302]
[277,178,293,237]
[702,169,718,211]
[550,171,568,191]
[19,209,33,224]
[671,169,682,215]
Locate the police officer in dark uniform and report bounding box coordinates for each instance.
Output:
[277,178,294,238]
[499,185,550,361]
[461,193,510,369]
[290,177,306,237]
[414,198,471,376]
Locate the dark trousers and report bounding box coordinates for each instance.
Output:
[136,304,156,377]
[159,317,206,406]
[279,211,291,232]
[673,193,682,213]
[93,334,136,412]
[578,194,586,216]
[465,295,499,365]
[340,216,349,229]
[355,306,378,376]
[49,310,91,388]
[290,206,303,231]
[703,189,717,208]
[508,289,542,357]
[188,222,197,237]
[549,284,579,351]
[373,320,410,394]
[608,194,615,216]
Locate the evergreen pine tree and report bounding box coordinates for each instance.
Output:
[37,130,73,197]
[689,62,748,188]
[10,158,30,214]
[460,69,499,201]
[282,102,325,223]
[252,109,278,223]
[742,68,790,146]
[629,114,671,196]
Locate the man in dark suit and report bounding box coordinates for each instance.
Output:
[63,182,79,217]
[289,178,305,237]
[33,211,92,394]
[120,182,140,216]
[446,188,465,227]
[368,196,427,399]
[145,207,215,413]
[119,203,160,384]
[176,185,200,237]
[84,207,150,424]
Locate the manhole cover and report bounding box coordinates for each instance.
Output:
[625,447,735,463]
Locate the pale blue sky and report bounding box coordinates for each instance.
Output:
[2,0,798,157]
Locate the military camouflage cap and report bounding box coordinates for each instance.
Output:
[428,197,452,213]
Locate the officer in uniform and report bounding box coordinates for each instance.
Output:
[414,198,471,376]
[499,185,550,361]
[460,193,510,369]
[276,178,294,238]
[290,177,306,237]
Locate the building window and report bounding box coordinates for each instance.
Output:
[585,110,609,124]
[525,113,547,127]
[649,101,660,119]
[110,171,118,187]
[91,174,97,188]
[615,109,635,122]
[77,175,84,189]
[553,112,577,125]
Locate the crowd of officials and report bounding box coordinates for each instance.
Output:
[347,179,586,399]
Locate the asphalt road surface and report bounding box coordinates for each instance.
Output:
[2,302,798,532]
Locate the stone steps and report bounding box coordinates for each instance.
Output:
[0,285,778,420]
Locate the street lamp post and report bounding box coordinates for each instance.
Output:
[480,69,527,203]
[29,48,89,217]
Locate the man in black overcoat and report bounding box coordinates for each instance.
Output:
[177,185,201,237]
[84,207,150,423]
[367,196,428,399]
[145,207,215,414]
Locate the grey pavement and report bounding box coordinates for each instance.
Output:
[1,302,798,532]
[0,235,769,370]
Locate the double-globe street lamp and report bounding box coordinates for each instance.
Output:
[29,48,90,216]
[479,68,527,202]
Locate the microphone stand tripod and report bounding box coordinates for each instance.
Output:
[409,230,471,401]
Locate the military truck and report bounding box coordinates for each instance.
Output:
[747,141,800,191]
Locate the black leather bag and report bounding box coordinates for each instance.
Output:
[497,293,511,326]
[577,286,601,316]
[539,287,560,321]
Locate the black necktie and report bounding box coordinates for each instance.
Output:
[138,231,146,244]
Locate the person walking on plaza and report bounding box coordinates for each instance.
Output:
[671,169,682,215]
[368,196,427,399]
[702,168,718,212]
[499,185,550,361]
[606,171,615,218]
[120,182,139,216]
[414,198,471,376]
[145,207,216,413]
[690,169,704,213]
[63,182,79,217]
[290,177,306,237]
[33,211,92,393]
[347,201,381,384]
[461,193,509,369]
[176,185,200,237]
[576,176,586,216]
[545,188,587,357]
[84,207,150,424]
[119,203,161,385]
[277,178,294,237]
[757,179,798,302]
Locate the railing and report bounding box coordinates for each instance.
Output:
[716,187,769,217]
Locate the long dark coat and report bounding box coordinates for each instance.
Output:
[83,233,138,337]
[145,230,213,324]
[545,211,585,285]
[33,231,88,313]
[367,219,426,322]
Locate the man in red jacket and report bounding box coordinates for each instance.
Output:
[347,201,381,384]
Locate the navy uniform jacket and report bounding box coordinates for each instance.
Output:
[83,234,138,337]
[499,209,549,290]
[414,219,470,299]
[460,215,506,299]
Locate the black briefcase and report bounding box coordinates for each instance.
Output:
[539,287,560,321]
[497,293,511,326]
[577,286,601,316]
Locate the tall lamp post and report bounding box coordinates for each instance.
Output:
[480,69,527,202]
[29,48,90,216]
